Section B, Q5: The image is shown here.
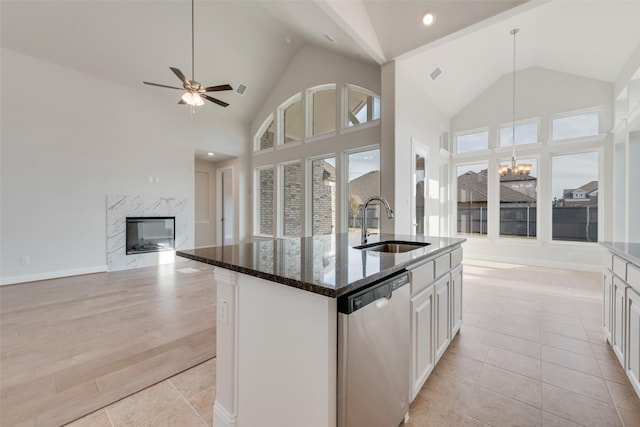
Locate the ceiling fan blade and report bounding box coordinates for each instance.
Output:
[178,99,187,104]
[203,84,233,92]
[143,81,183,90]
[170,67,190,86]
[202,94,229,108]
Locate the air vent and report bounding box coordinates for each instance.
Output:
[236,84,247,95]
[429,67,442,81]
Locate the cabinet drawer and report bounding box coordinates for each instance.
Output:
[629,264,640,291]
[410,260,435,295]
[613,256,627,279]
[451,247,463,267]
[435,254,450,279]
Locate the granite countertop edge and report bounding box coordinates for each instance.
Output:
[177,235,466,298]
[600,241,640,267]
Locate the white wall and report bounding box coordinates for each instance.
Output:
[0,48,247,284]
[393,60,450,236]
[449,67,613,270]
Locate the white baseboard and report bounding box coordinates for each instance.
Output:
[0,265,108,286]
[213,400,237,427]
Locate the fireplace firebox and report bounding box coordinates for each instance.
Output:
[126,217,175,255]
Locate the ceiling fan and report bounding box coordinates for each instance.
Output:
[143,0,232,108]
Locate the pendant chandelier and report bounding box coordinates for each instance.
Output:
[498,28,532,178]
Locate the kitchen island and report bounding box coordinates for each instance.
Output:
[177,233,465,427]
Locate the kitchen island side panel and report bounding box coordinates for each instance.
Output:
[214,267,337,427]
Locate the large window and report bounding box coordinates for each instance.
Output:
[311,157,336,235]
[499,158,537,238]
[255,116,275,151]
[347,149,381,231]
[500,121,538,146]
[256,167,274,236]
[309,86,336,136]
[457,163,488,235]
[280,162,302,237]
[456,130,488,153]
[552,111,600,141]
[552,152,599,242]
[346,85,380,127]
[280,94,302,145]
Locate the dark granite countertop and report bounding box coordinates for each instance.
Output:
[177,233,466,298]
[600,241,640,267]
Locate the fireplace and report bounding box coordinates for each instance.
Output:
[126,217,175,255]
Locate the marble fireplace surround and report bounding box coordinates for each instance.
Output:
[107,194,189,271]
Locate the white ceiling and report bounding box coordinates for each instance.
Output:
[2,0,640,148]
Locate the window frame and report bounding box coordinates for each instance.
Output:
[254,114,275,153]
[277,92,303,147]
[454,127,490,154]
[550,107,603,142]
[343,84,380,129]
[307,84,337,139]
[498,118,540,148]
[254,165,275,238]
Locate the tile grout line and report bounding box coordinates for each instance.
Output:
[103,407,115,427]
[167,377,210,426]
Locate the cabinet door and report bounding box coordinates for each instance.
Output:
[451,265,463,336]
[628,288,640,396]
[410,285,434,401]
[435,275,450,362]
[613,277,626,366]
[603,269,613,343]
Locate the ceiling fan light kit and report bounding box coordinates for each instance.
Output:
[142,0,232,109]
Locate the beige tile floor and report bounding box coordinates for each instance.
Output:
[66,260,640,427]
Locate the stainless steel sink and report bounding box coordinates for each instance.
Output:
[354,240,430,253]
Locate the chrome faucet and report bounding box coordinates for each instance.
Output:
[361,196,394,244]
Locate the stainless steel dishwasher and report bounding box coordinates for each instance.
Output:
[338,271,410,427]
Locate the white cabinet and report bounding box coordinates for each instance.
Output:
[603,269,613,342]
[435,274,451,362]
[410,285,434,401]
[627,287,640,396]
[613,276,626,365]
[408,245,463,402]
[451,265,463,336]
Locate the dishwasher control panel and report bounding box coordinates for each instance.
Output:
[338,271,409,314]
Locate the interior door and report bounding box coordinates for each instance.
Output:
[218,167,234,245]
[411,140,429,236]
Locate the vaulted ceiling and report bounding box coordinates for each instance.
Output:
[2,1,639,127]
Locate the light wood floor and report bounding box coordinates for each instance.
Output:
[0,261,216,427]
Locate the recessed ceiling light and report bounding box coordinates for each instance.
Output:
[422,12,435,26]
[207,152,215,156]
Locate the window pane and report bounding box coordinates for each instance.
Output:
[456,131,488,153]
[312,89,336,135]
[311,158,336,235]
[499,158,537,238]
[347,86,380,127]
[283,98,302,144]
[457,164,488,235]
[281,163,301,237]
[348,149,380,232]
[257,168,274,235]
[552,111,599,140]
[500,122,538,146]
[552,152,598,242]
[258,119,275,150]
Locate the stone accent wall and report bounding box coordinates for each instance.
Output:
[312,160,335,235]
[282,163,301,236]
[259,168,274,235]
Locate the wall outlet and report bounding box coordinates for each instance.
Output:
[219,299,228,324]
[21,256,31,265]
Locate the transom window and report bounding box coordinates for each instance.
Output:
[500,121,538,146]
[255,115,275,151]
[552,111,600,141]
[346,85,380,127]
[309,85,336,137]
[456,130,488,153]
[279,94,302,145]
